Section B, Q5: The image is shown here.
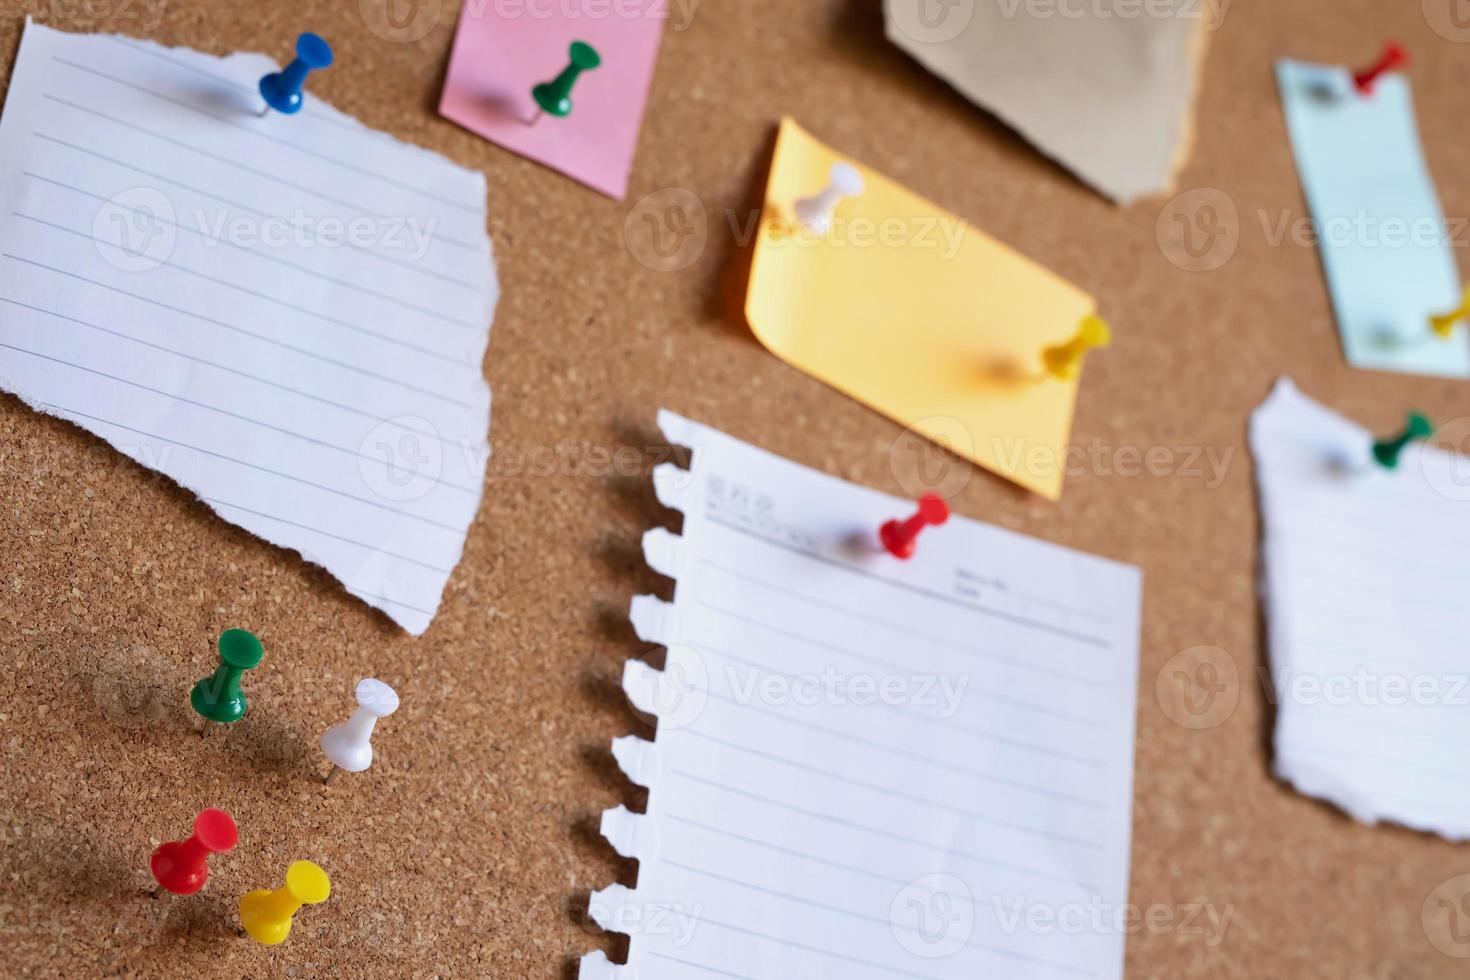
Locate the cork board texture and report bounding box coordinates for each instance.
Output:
[2,0,1469,977]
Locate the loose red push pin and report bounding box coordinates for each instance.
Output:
[150,808,238,897]
[879,494,950,560]
[1352,41,1408,96]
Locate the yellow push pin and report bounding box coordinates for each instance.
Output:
[1429,285,1470,339]
[1041,315,1112,381]
[239,860,331,946]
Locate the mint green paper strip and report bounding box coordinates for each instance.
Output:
[1276,59,1469,379]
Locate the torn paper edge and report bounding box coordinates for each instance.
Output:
[578,412,705,979]
[880,1,1211,205]
[5,21,499,636]
[1250,378,1470,842]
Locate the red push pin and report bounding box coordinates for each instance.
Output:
[150,808,238,896]
[879,493,950,560]
[1352,41,1408,96]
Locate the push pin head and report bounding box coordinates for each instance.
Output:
[1429,285,1470,339]
[321,678,400,775]
[259,32,334,116]
[1352,41,1408,96]
[239,861,331,946]
[150,808,237,896]
[1371,412,1433,470]
[191,629,263,725]
[533,41,602,118]
[794,162,865,235]
[880,494,950,560]
[1042,315,1112,381]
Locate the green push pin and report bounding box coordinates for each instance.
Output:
[1371,412,1433,470]
[191,629,263,733]
[531,41,601,122]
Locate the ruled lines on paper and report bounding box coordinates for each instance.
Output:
[0,23,499,634]
[581,413,1143,980]
[1251,380,1470,840]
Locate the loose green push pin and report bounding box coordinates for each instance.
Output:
[531,41,601,122]
[191,629,263,733]
[1371,412,1433,470]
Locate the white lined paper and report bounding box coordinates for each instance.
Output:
[1251,380,1470,839]
[0,22,498,634]
[583,413,1143,980]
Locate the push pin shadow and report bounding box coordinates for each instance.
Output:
[258,33,334,118]
[529,41,601,124]
[794,162,865,235]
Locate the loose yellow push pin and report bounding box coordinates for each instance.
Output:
[239,861,331,946]
[1429,285,1470,339]
[1041,315,1112,381]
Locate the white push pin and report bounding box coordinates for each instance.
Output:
[320,678,399,785]
[793,162,865,234]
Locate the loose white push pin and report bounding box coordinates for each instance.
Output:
[320,678,398,785]
[793,162,865,234]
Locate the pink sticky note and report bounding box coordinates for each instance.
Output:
[439,0,666,199]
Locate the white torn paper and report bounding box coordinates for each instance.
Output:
[1252,380,1470,840]
[0,22,498,635]
[582,412,1144,980]
[883,0,1209,204]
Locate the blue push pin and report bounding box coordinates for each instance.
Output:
[258,33,334,118]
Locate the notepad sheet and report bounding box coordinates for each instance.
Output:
[582,413,1143,980]
[0,22,498,635]
[1252,380,1470,839]
[1275,59,1468,379]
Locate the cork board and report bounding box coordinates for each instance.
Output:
[1,1,1468,977]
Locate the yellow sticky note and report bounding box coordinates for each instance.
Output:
[745,118,1100,500]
